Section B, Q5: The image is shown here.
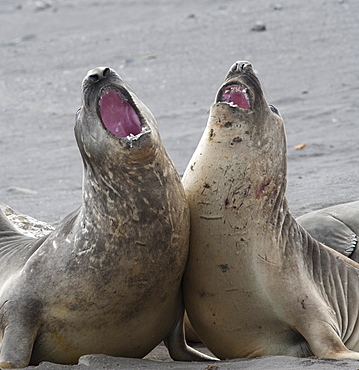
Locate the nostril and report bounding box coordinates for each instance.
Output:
[230,61,252,74]
[103,67,111,77]
[230,62,239,73]
[240,62,252,72]
[89,74,100,82]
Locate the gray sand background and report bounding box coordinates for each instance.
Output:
[1,0,359,369]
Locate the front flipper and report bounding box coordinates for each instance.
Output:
[0,300,40,368]
[0,326,36,368]
[299,320,359,360]
[164,306,217,361]
[297,212,357,258]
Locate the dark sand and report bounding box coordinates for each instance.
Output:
[1,0,359,369]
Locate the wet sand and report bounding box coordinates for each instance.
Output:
[1,0,359,368]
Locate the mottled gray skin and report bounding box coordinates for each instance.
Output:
[0,67,212,368]
[182,62,359,360]
[0,202,54,238]
[297,201,359,262]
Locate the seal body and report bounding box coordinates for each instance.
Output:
[182,61,359,360]
[0,67,210,368]
[297,201,359,261]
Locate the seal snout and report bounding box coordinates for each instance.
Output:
[87,67,112,83]
[81,66,152,142]
[215,61,255,109]
[229,61,252,75]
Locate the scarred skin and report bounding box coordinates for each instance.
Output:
[0,67,213,368]
[182,61,359,360]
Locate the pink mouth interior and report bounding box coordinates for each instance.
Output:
[221,84,250,109]
[98,90,142,138]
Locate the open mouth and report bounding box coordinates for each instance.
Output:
[98,88,144,138]
[218,84,250,109]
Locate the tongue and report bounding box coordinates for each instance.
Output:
[99,90,142,137]
[222,85,250,109]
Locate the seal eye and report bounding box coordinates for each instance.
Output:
[269,104,280,115]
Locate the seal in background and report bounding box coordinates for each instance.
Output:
[297,201,359,261]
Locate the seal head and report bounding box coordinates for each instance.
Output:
[76,67,159,165]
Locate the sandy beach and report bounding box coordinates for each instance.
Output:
[1,0,359,368]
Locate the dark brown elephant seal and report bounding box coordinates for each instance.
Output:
[0,67,213,368]
[182,61,359,360]
[297,201,359,261]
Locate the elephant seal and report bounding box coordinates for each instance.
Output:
[182,61,359,360]
[297,201,359,261]
[0,67,213,368]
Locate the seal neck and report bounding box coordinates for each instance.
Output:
[80,147,173,224]
[183,102,288,234]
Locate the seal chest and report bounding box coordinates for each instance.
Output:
[0,67,212,367]
[183,61,359,360]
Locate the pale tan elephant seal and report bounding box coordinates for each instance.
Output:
[182,61,359,360]
[0,67,213,368]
